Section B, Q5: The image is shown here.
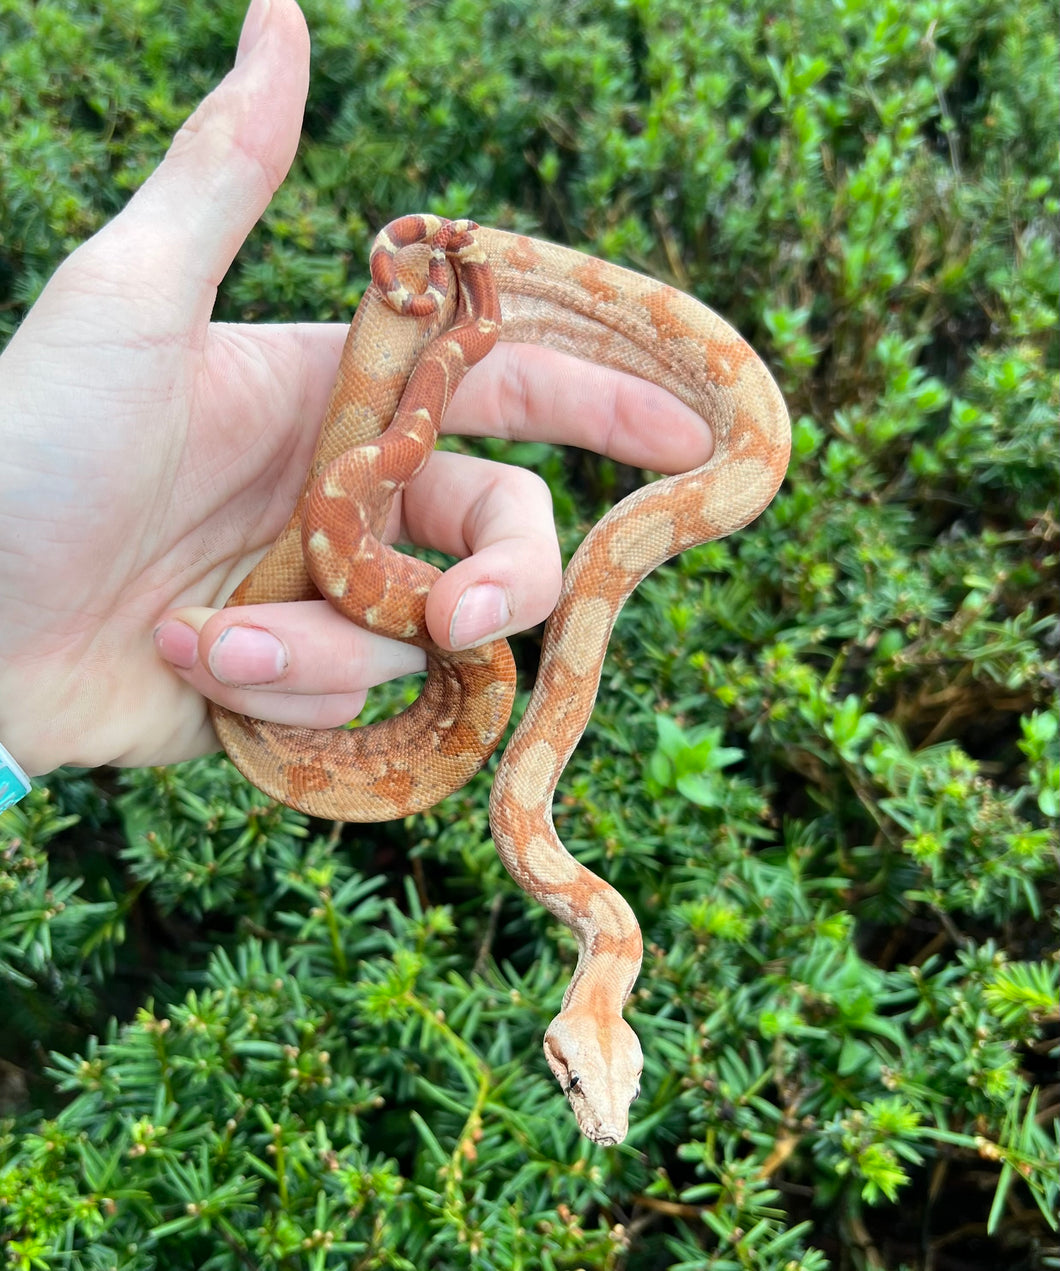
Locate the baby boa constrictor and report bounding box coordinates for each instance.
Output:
[211,216,790,1146]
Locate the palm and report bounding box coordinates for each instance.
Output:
[0,262,345,765]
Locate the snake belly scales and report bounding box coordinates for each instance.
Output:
[210,216,790,1146]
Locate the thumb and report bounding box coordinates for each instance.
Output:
[90,0,310,326]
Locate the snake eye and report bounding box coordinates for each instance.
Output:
[567,1072,581,1095]
[631,1084,641,1102]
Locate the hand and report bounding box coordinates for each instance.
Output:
[0,0,711,779]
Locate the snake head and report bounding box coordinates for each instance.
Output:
[543,1010,643,1147]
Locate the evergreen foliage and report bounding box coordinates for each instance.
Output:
[1,0,1057,1267]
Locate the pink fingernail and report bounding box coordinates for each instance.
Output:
[208,625,288,686]
[449,584,511,649]
[154,620,199,670]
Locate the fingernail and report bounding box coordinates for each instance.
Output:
[154,620,199,670]
[236,0,271,64]
[449,584,511,649]
[208,625,288,686]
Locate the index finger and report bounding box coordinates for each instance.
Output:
[444,341,714,474]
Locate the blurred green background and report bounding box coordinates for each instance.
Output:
[1,0,1056,1268]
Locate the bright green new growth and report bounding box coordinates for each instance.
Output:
[1,0,1057,1268]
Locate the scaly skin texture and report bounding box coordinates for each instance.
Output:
[212,216,791,1145]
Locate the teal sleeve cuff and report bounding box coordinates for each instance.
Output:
[0,742,31,813]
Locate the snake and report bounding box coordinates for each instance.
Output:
[210,215,790,1146]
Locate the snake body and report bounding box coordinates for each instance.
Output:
[212,217,790,1145]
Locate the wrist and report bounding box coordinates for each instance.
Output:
[0,664,65,779]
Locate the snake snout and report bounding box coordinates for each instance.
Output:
[544,1011,642,1146]
[584,1122,623,1148]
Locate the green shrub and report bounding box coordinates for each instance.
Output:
[1,0,1057,1268]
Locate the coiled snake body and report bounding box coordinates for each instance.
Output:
[212,217,789,1145]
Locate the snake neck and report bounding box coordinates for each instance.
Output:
[560,859,643,1014]
[488,791,643,1014]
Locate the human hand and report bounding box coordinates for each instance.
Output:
[0,0,711,779]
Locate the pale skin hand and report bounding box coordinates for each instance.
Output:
[0,0,712,779]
